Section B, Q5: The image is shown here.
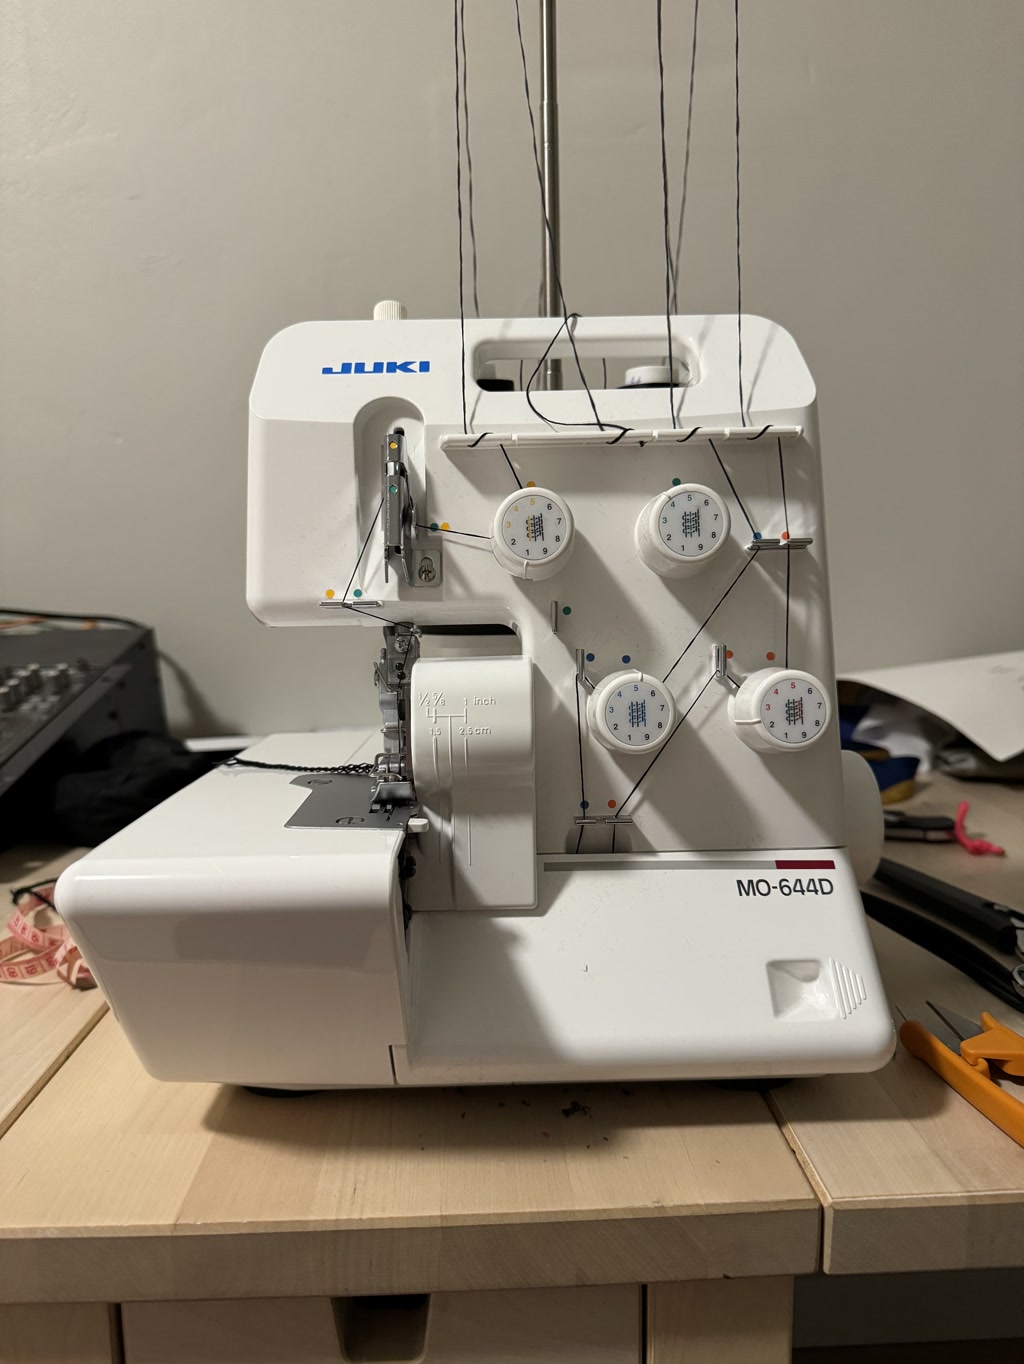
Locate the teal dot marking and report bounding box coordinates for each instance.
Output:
[430,522,439,531]
[562,605,572,616]
[671,477,682,486]
[353,589,363,598]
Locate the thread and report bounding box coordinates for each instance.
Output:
[709,438,756,537]
[453,1,468,434]
[459,0,481,317]
[342,496,384,604]
[512,0,605,427]
[618,671,716,815]
[671,0,700,312]
[662,551,757,683]
[734,0,745,423]
[655,0,676,428]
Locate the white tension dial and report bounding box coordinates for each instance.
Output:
[636,483,730,577]
[587,670,677,755]
[731,668,832,753]
[491,487,575,580]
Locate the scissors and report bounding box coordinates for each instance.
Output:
[899,1001,1024,1147]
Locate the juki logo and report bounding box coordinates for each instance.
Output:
[322,360,431,375]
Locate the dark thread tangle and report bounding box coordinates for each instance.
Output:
[734,0,745,423]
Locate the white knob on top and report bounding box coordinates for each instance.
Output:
[372,300,408,321]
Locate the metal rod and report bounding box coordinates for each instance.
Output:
[540,0,562,390]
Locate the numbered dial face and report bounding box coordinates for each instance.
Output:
[658,486,727,558]
[636,483,730,577]
[760,676,829,745]
[492,488,575,579]
[589,670,677,755]
[500,493,570,562]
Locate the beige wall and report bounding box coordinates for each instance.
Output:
[1,0,1021,735]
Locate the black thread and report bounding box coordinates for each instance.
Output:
[524,313,629,437]
[734,0,745,424]
[656,0,676,428]
[601,358,608,388]
[675,427,701,442]
[777,437,790,535]
[468,431,490,448]
[415,523,489,540]
[223,756,374,776]
[618,671,716,815]
[512,0,605,427]
[746,423,771,440]
[671,0,700,313]
[342,496,384,603]
[709,439,756,537]
[574,672,587,854]
[777,436,791,667]
[500,443,523,489]
[663,551,758,683]
[10,882,57,911]
[454,1,468,434]
[459,0,480,318]
[790,542,796,671]
[344,604,402,626]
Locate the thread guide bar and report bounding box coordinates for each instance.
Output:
[441,425,803,452]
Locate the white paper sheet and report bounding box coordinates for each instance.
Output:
[840,651,1024,763]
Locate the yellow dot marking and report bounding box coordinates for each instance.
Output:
[389,441,398,449]
[526,480,536,488]
[324,588,335,599]
[440,522,450,531]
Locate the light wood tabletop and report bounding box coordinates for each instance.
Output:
[0,1008,818,1303]
[770,773,1024,1275]
[0,844,107,1139]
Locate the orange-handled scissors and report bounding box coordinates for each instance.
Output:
[899,1002,1024,1148]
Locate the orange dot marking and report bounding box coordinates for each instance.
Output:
[781,531,790,541]
[607,799,617,809]
[766,652,776,661]
[324,589,335,599]
[726,649,734,659]
[526,480,536,488]
[440,522,450,531]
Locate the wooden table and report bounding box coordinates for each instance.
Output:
[771,775,1024,1275]
[1,773,1022,1362]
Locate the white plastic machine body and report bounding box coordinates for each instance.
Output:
[56,314,894,1087]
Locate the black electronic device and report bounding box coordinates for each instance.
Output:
[0,616,169,841]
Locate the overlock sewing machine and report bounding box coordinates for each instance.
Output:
[56,310,894,1088]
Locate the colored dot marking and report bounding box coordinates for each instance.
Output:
[725,649,733,659]
[580,800,589,810]
[621,654,631,664]
[766,651,775,661]
[389,483,398,493]
[389,441,398,449]
[324,588,335,599]
[526,480,536,488]
[353,589,363,598]
[440,522,450,531]
[562,605,572,616]
[671,477,682,486]
[753,532,762,541]
[585,652,595,662]
[781,531,790,541]
[430,522,439,531]
[607,799,617,810]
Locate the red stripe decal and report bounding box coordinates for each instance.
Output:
[775,860,836,869]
